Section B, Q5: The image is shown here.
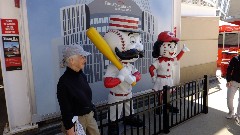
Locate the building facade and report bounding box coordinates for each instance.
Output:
[216,0,231,20]
[224,0,240,25]
[181,0,231,19]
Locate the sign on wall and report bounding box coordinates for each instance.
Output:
[1,19,19,34]
[2,36,22,71]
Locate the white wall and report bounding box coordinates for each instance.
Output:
[0,0,36,134]
[180,16,219,67]
[181,3,216,16]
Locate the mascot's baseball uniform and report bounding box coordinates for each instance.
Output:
[149,31,190,114]
[103,15,144,134]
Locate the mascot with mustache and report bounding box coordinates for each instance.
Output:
[149,31,190,114]
[103,15,144,135]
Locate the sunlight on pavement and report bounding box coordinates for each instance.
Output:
[209,69,239,113]
[168,69,240,135]
[213,127,234,135]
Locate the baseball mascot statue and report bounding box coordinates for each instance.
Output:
[103,15,144,134]
[149,31,190,114]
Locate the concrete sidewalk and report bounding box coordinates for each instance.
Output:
[167,75,240,135]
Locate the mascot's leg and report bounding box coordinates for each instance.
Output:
[123,94,144,127]
[108,94,123,135]
[166,78,179,114]
[155,90,163,115]
[108,122,119,135]
[155,91,179,114]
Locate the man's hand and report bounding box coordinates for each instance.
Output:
[226,82,232,87]
[66,126,75,135]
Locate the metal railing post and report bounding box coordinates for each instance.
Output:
[163,85,170,134]
[202,75,209,114]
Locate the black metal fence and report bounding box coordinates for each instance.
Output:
[96,75,209,135]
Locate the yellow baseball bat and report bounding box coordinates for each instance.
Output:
[86,27,136,86]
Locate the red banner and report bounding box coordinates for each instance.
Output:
[219,25,240,32]
[1,19,19,34]
[5,57,22,67]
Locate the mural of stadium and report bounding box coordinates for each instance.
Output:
[26,0,173,118]
[58,0,158,83]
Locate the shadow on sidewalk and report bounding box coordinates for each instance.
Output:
[168,107,240,135]
[167,77,240,135]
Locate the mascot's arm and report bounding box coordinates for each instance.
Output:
[133,71,141,82]
[104,77,121,88]
[176,51,184,61]
[149,65,156,77]
[177,44,190,60]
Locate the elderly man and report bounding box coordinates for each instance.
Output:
[226,49,240,124]
[57,45,100,135]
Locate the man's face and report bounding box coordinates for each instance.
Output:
[72,55,87,70]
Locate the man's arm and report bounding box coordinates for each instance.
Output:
[226,58,235,84]
[57,81,74,131]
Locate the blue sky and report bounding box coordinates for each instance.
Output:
[149,0,173,32]
[3,42,19,48]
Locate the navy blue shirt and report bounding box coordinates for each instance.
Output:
[57,67,93,130]
[226,55,240,83]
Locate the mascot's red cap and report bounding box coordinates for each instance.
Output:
[158,31,179,42]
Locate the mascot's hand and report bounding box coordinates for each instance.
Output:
[124,75,136,85]
[182,44,190,52]
[117,67,130,82]
[152,76,156,83]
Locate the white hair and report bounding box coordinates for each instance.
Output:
[66,55,78,67]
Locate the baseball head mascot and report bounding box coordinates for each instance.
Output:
[103,15,144,134]
[149,31,190,114]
